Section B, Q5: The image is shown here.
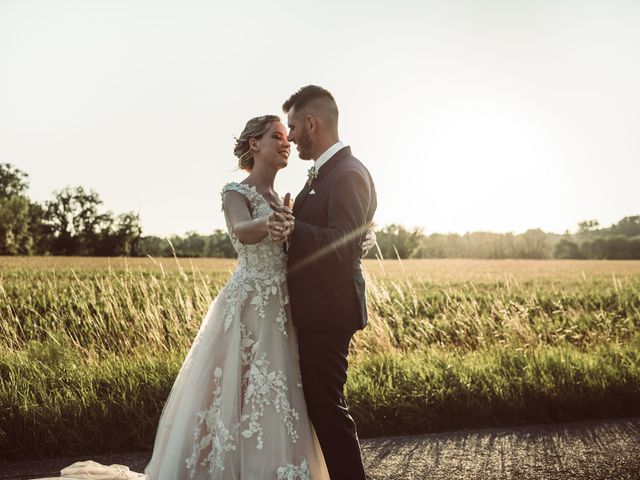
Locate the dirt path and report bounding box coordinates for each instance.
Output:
[2,417,639,480]
[362,417,640,479]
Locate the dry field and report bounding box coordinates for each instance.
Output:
[3,255,640,281]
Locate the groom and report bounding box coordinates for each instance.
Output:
[275,85,377,479]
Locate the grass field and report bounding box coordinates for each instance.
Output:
[1,257,639,460]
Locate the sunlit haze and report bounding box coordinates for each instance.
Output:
[1,0,638,236]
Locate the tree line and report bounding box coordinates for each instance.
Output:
[2,163,638,259]
[368,218,640,260]
[0,163,236,257]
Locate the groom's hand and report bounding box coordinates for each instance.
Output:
[270,208,294,225]
[360,227,377,258]
[283,193,293,210]
[270,202,293,217]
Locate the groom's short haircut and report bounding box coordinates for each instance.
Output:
[283,85,339,126]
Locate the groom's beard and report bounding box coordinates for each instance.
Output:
[296,129,314,160]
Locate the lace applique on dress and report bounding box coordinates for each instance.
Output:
[185,367,236,477]
[220,182,289,336]
[240,352,300,450]
[277,458,310,480]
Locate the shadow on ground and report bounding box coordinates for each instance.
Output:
[2,417,639,480]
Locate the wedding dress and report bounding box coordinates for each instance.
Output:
[32,182,329,480]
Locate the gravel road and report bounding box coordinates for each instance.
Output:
[2,417,639,480]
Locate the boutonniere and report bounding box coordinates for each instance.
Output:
[306,165,318,186]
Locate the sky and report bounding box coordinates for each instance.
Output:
[1,0,639,237]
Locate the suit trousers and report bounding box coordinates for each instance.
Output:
[297,328,366,480]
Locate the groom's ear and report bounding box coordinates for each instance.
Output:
[305,114,317,133]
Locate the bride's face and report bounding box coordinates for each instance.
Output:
[253,121,291,170]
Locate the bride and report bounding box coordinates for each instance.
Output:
[33,115,330,479]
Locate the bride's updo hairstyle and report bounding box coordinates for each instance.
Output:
[234,115,280,171]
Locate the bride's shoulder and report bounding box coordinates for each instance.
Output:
[221,181,242,194]
[221,181,248,192]
[220,182,258,203]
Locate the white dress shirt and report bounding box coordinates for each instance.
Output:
[314,140,345,172]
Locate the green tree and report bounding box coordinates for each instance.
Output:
[45,186,113,255]
[138,236,170,257]
[410,233,448,258]
[0,195,33,254]
[578,219,600,233]
[371,224,422,259]
[515,229,550,259]
[27,201,53,254]
[0,163,28,198]
[172,231,207,257]
[206,229,236,257]
[0,164,48,255]
[610,216,640,237]
[582,236,640,259]
[136,230,234,258]
[94,212,142,256]
[113,212,142,255]
[553,238,582,259]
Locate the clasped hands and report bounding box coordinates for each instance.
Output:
[267,193,294,243]
[266,193,377,256]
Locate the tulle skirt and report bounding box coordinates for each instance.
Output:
[31,272,328,480]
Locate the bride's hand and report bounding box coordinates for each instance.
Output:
[267,212,293,242]
[269,194,295,242]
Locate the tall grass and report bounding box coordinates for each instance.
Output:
[2,262,639,355]
[0,267,226,354]
[358,274,640,353]
[1,258,639,460]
